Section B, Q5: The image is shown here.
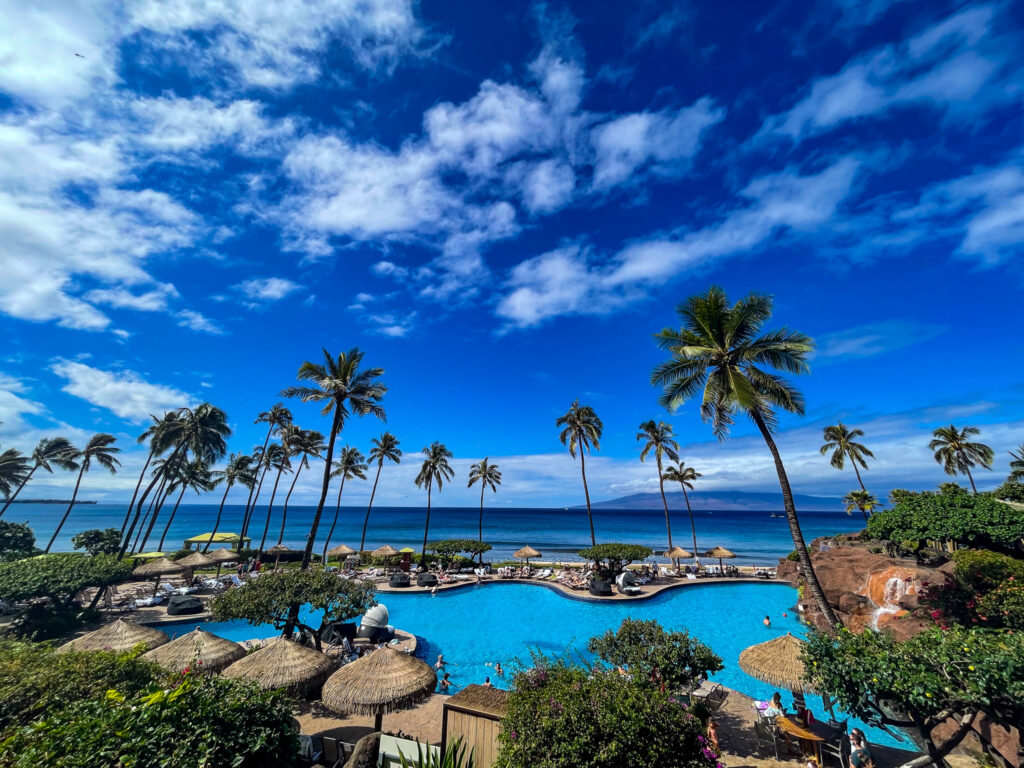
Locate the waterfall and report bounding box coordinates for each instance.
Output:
[870,576,910,629]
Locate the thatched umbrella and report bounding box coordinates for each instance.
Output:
[133,557,185,595]
[327,543,355,565]
[222,639,336,698]
[664,545,692,570]
[513,545,541,569]
[371,545,399,574]
[321,645,437,731]
[205,547,239,577]
[142,627,245,674]
[739,632,816,710]
[58,618,169,653]
[701,546,736,574]
[266,543,296,570]
[175,551,214,583]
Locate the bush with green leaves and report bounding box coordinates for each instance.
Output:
[71,528,122,556]
[0,521,36,561]
[921,549,1024,630]
[209,568,376,650]
[0,672,299,768]
[993,480,1024,502]
[866,486,1024,551]
[586,618,722,692]
[398,737,474,768]
[495,655,719,768]
[804,626,1024,766]
[576,543,653,577]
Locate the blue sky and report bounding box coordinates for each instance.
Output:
[1,0,1022,507]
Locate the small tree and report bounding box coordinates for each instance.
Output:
[71,528,122,556]
[462,540,492,564]
[577,543,653,579]
[209,569,376,651]
[0,521,36,561]
[992,480,1024,502]
[427,539,466,571]
[587,618,722,692]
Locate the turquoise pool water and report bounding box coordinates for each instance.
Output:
[167,581,900,747]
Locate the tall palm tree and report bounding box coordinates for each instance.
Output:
[322,446,368,563]
[45,434,120,553]
[415,442,454,564]
[842,489,879,522]
[468,457,501,562]
[121,413,172,534]
[135,453,184,553]
[637,421,680,558]
[556,400,603,547]
[278,428,326,546]
[0,437,77,517]
[158,459,213,551]
[120,404,231,558]
[360,433,401,552]
[1009,444,1024,483]
[243,404,293,539]
[662,461,702,560]
[651,286,839,628]
[0,444,29,502]
[205,453,254,551]
[820,422,874,492]
[929,424,994,494]
[282,348,386,569]
[256,443,290,555]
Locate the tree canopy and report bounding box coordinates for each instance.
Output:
[0,553,133,610]
[577,543,653,577]
[71,528,122,556]
[0,521,36,561]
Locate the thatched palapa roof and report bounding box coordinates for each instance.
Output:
[266,544,296,555]
[142,627,245,674]
[738,632,815,692]
[701,546,736,559]
[58,618,169,654]
[321,646,436,717]
[327,544,355,558]
[371,545,399,558]
[175,551,214,568]
[133,557,185,577]
[448,684,509,717]
[204,548,239,563]
[513,545,540,559]
[221,639,336,698]
[665,546,693,558]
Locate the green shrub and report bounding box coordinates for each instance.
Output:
[993,480,1024,503]
[71,528,122,556]
[922,549,1024,630]
[577,543,653,578]
[0,522,36,562]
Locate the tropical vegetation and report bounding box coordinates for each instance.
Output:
[415,441,454,563]
[663,460,701,559]
[556,400,603,546]
[820,422,874,491]
[637,420,680,556]
[322,445,367,562]
[929,424,994,493]
[360,432,402,552]
[577,543,653,578]
[45,434,120,553]
[468,457,501,559]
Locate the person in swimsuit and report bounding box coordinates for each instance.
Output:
[763,615,771,627]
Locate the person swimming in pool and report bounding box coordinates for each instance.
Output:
[483,676,493,688]
[438,672,452,693]
[434,654,445,669]
[763,615,771,627]
[494,662,504,676]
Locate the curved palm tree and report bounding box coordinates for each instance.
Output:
[278,428,326,546]
[415,442,454,564]
[842,489,879,522]
[651,286,839,628]
[0,437,29,502]
[158,458,213,551]
[45,434,120,553]
[322,446,368,563]
[135,453,185,553]
[1009,444,1024,483]
[637,421,680,557]
[256,443,291,555]
[468,457,501,562]
[282,348,386,569]
[1,437,77,517]
[556,400,603,547]
[662,461,701,560]
[820,422,874,492]
[205,453,254,551]
[120,413,173,534]
[929,424,994,494]
[360,432,401,552]
[243,404,293,539]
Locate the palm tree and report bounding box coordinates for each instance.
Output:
[45,434,120,553]
[278,428,326,546]
[0,444,29,502]
[556,400,603,546]
[322,446,368,563]
[360,433,401,552]
[120,404,231,558]
[662,461,702,560]
[820,422,874,492]
[121,413,173,534]
[256,443,290,555]
[158,458,213,551]
[0,437,77,517]
[205,453,254,551]
[243,404,293,539]
[1009,444,1024,483]
[415,442,454,564]
[135,453,183,553]
[842,489,879,522]
[637,421,680,559]
[651,286,840,628]
[929,424,994,494]
[468,458,502,562]
[282,348,386,569]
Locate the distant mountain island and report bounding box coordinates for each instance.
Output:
[580,490,841,512]
[0,499,97,505]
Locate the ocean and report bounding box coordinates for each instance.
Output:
[11,502,860,563]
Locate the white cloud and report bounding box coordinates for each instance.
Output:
[365,312,417,337]
[175,310,225,335]
[0,372,46,432]
[815,321,947,361]
[235,277,304,302]
[84,284,180,312]
[50,360,195,423]
[520,159,576,214]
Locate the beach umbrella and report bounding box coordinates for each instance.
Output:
[266,543,296,569]
[175,551,214,583]
[142,627,245,674]
[371,545,399,574]
[204,547,239,577]
[321,645,437,731]
[133,557,186,596]
[664,545,692,570]
[739,632,817,711]
[58,618,169,654]
[513,545,540,569]
[701,546,736,574]
[327,543,355,565]
[222,639,336,698]
[183,532,250,551]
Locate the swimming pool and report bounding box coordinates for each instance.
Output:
[167,581,900,747]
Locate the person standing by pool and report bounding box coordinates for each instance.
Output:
[849,729,872,768]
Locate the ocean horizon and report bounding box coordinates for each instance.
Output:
[13,502,862,563]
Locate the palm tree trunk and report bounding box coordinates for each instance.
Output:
[966,467,977,494]
[300,407,341,570]
[0,464,37,518]
[751,410,840,629]
[46,464,85,552]
[681,483,698,562]
[478,484,485,565]
[120,450,153,533]
[258,464,286,556]
[322,474,347,564]
[134,470,170,553]
[656,460,674,567]
[278,462,304,546]
[205,482,233,552]
[242,425,274,537]
[137,478,173,553]
[851,462,866,493]
[157,485,188,551]
[119,444,182,558]
[243,462,270,540]
[579,436,596,546]
[360,462,383,553]
[420,482,432,565]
